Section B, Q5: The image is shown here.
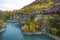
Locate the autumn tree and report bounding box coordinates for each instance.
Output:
[50,28,57,35]
[0,20,4,28]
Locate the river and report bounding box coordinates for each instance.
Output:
[2,22,54,40]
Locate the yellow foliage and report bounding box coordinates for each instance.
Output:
[22,25,29,32]
[32,28,36,33]
[32,4,41,10]
[48,0,51,3]
[51,28,57,35]
[29,24,35,33]
[29,21,40,32]
[2,0,59,16]
[43,1,53,8]
[44,15,48,20]
[33,24,36,27]
[35,25,39,28]
[36,0,40,2]
[20,0,54,13]
[0,20,4,28]
[24,20,40,33]
[49,16,54,19]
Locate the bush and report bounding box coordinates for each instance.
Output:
[0,20,4,28]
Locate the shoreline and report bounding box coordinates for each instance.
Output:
[22,31,60,40]
[0,23,5,40]
[22,32,42,35]
[0,27,5,40]
[46,34,60,40]
[0,28,5,32]
[0,24,6,33]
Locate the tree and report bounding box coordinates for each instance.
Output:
[29,24,36,33]
[22,25,29,32]
[50,28,57,35]
[0,20,4,28]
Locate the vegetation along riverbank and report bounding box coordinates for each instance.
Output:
[0,0,60,40]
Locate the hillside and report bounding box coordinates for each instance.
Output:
[18,0,60,13]
[1,0,60,15]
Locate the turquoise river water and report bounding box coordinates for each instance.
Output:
[2,22,54,40]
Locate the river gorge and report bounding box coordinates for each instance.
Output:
[0,22,54,40]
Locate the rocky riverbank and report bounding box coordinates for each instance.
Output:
[0,28,5,32]
[46,34,60,40]
[22,31,60,40]
[22,32,42,35]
